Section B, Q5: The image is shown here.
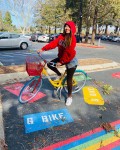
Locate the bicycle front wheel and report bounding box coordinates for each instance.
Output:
[63,70,87,94]
[18,76,42,103]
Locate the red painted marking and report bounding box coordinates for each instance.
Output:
[77,43,105,48]
[39,120,120,150]
[99,139,120,150]
[112,72,120,78]
[4,83,46,103]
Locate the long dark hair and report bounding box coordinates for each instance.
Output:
[63,27,72,47]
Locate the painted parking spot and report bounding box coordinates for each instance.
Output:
[74,75,92,81]
[82,86,104,105]
[3,82,46,103]
[24,108,73,133]
[39,119,120,150]
[112,72,120,78]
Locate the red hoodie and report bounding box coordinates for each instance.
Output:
[41,21,76,64]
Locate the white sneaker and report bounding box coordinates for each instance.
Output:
[66,97,72,106]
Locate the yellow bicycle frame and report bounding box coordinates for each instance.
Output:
[41,67,66,88]
[41,67,77,88]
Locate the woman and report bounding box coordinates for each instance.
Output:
[37,21,78,106]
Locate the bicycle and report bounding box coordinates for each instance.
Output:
[18,54,87,103]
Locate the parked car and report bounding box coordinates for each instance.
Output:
[75,35,82,43]
[23,33,32,39]
[37,34,50,42]
[0,32,32,50]
[31,33,43,42]
[101,35,109,40]
[83,34,92,39]
[108,36,115,41]
[95,34,101,39]
[112,36,120,42]
[0,32,3,35]
[49,34,60,42]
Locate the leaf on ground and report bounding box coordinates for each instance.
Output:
[100,122,120,137]
[98,106,106,111]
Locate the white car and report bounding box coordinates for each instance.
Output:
[112,36,120,42]
[37,34,49,42]
[22,33,32,39]
[0,32,32,50]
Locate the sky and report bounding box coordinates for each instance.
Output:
[0,0,115,32]
[0,0,37,27]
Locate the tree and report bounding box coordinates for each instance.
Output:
[109,0,120,35]
[35,0,71,34]
[89,0,116,44]
[6,0,36,34]
[3,11,12,25]
[0,11,3,31]
[3,11,12,31]
[83,0,93,43]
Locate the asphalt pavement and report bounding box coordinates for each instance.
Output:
[0,62,120,150]
[0,41,120,150]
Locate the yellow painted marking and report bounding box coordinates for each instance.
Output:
[83,86,104,105]
[84,134,120,150]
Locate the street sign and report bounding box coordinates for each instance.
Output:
[82,86,104,105]
[24,108,73,133]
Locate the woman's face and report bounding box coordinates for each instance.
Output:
[64,25,71,34]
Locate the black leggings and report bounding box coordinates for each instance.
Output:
[47,58,77,97]
[66,66,77,97]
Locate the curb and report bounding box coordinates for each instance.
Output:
[0,62,120,85]
[0,91,5,150]
[76,43,105,48]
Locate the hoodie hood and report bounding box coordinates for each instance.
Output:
[64,21,76,35]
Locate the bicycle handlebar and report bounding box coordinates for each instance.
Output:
[37,52,56,68]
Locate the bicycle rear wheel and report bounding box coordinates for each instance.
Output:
[18,76,42,103]
[63,70,87,94]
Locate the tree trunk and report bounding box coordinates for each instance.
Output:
[85,0,91,43]
[118,28,120,36]
[105,24,108,35]
[55,25,56,34]
[78,0,83,41]
[114,26,118,35]
[85,27,89,43]
[91,6,98,45]
[49,26,51,34]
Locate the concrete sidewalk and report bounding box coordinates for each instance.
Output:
[0,92,6,150]
[0,58,120,85]
[0,57,120,150]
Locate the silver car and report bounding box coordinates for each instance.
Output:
[37,34,50,42]
[0,32,32,50]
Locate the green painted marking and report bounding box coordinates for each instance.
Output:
[70,129,120,150]
[73,76,91,81]
[87,76,92,80]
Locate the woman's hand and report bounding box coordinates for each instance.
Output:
[56,62,62,67]
[37,49,43,53]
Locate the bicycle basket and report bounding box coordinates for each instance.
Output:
[26,56,45,76]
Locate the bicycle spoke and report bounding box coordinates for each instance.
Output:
[18,77,42,103]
